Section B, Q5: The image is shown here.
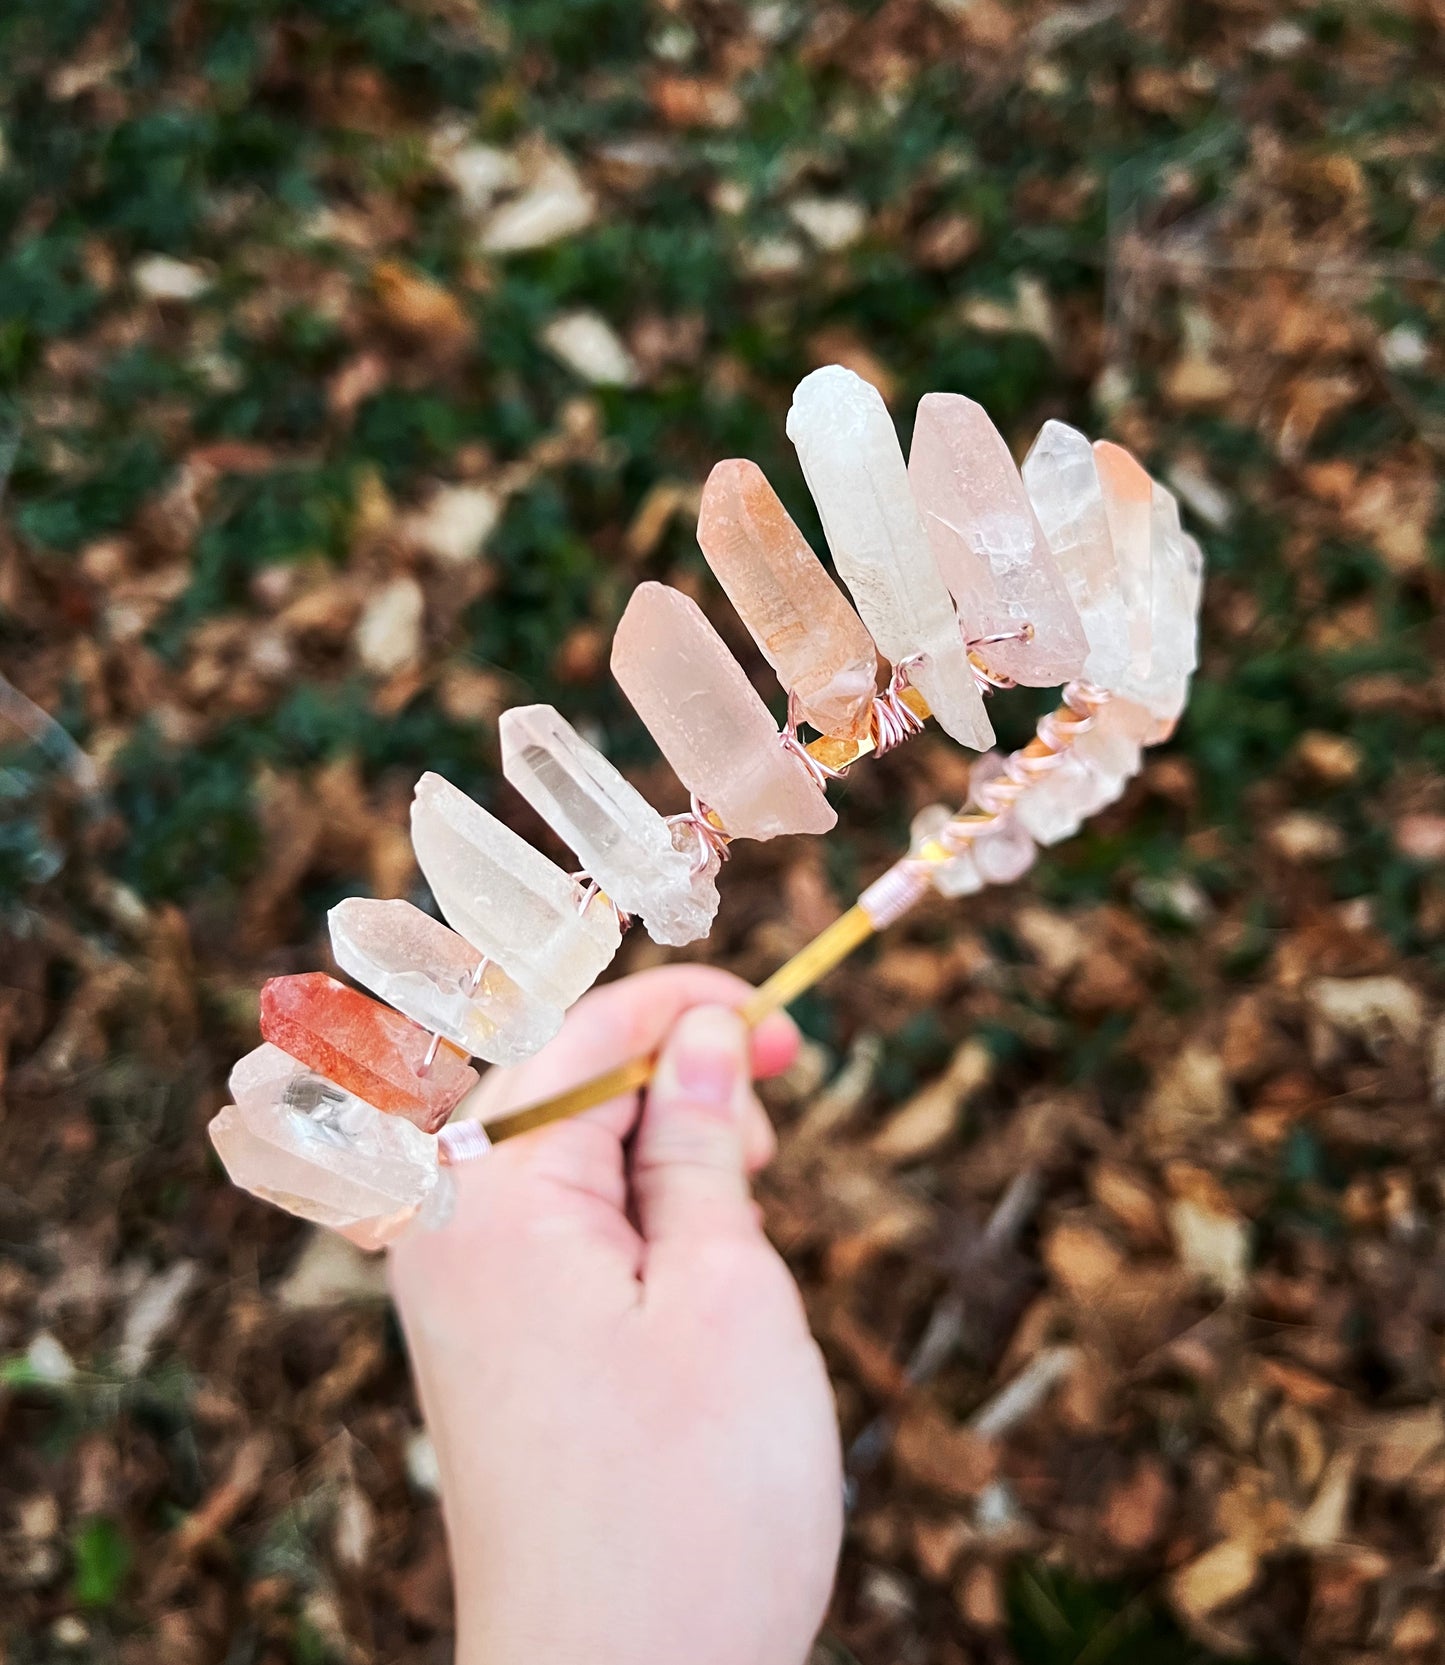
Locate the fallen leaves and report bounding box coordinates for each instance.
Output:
[541,310,639,388]
[870,1038,991,1164]
[372,260,472,345]
[5,4,1445,1663]
[400,482,502,566]
[1305,975,1425,1059]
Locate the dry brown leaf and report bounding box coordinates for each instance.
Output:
[1170,1538,1260,1622]
[870,1039,991,1165]
[893,1405,998,1501]
[1101,1455,1173,1553]
[1089,1161,1168,1248]
[373,260,472,343]
[1143,1043,1232,1146]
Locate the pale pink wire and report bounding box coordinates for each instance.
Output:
[869,656,927,756]
[965,622,1035,694]
[438,1118,491,1164]
[570,870,632,931]
[667,792,733,876]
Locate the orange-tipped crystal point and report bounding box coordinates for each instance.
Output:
[259,973,476,1133]
[698,459,878,740]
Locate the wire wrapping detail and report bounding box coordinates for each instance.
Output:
[666,794,733,874]
[858,858,935,928]
[922,679,1111,863]
[780,690,854,790]
[438,1119,492,1164]
[870,656,928,755]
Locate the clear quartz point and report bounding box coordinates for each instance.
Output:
[785,366,993,750]
[211,1046,443,1247]
[328,896,564,1064]
[1132,484,1202,738]
[499,703,719,946]
[411,772,621,1008]
[908,393,1088,687]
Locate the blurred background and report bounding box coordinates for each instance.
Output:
[2,2,1442,1661]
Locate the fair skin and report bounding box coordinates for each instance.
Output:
[389,966,845,1665]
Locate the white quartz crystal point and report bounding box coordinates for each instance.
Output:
[328,896,564,1064]
[785,366,994,750]
[342,1168,456,1251]
[911,803,983,897]
[908,394,1088,687]
[499,703,719,947]
[1022,421,1133,688]
[410,772,621,1008]
[210,1056,442,1243]
[1097,483,1203,741]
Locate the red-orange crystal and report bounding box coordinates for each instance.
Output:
[259,973,476,1133]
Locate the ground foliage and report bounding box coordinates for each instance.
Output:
[2,0,1444,1660]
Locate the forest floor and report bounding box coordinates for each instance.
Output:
[2,2,1444,1661]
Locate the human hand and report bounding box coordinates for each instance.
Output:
[389,966,844,1665]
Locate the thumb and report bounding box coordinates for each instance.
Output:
[631,1004,762,1248]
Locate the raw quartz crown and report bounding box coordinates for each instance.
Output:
[209,361,1205,1252]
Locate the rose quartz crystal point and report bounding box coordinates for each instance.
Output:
[1022,420,1133,689]
[211,1044,447,1247]
[411,772,622,1006]
[909,393,1087,687]
[697,459,878,740]
[610,581,837,841]
[328,897,564,1064]
[1093,440,1155,683]
[258,972,476,1133]
[785,366,993,750]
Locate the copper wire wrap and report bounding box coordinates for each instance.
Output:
[965,622,1034,693]
[666,794,733,874]
[910,680,1111,872]
[419,951,497,1073]
[781,691,853,790]
[570,872,633,932]
[869,656,927,756]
